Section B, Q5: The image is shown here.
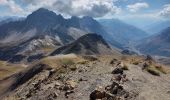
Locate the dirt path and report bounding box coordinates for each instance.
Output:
[125,64,170,100]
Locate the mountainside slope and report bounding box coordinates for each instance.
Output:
[138,27,170,57]
[144,20,170,34]
[0,35,61,62]
[60,16,123,49]
[99,19,149,45]
[50,34,113,55]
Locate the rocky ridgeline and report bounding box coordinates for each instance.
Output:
[6,68,79,100]
[3,55,170,100]
[89,59,132,100]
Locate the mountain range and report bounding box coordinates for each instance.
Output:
[0,8,125,48]
[0,8,118,62]
[0,8,169,60]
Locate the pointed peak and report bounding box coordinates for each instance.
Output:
[34,8,50,13]
[30,8,56,16]
[26,8,57,20]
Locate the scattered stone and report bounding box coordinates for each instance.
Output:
[65,80,77,89]
[167,91,170,94]
[65,90,74,98]
[47,92,58,99]
[49,69,56,75]
[87,65,90,67]
[112,74,122,82]
[60,80,77,91]
[62,65,68,68]
[110,59,118,64]
[145,55,154,64]
[25,90,32,98]
[112,74,128,83]
[121,74,128,83]
[54,81,61,87]
[70,65,77,71]
[90,83,129,100]
[145,55,153,61]
[112,67,124,75]
[105,92,117,100]
[43,81,61,90]
[142,62,149,70]
[78,69,83,73]
[79,77,88,82]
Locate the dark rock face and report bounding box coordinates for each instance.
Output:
[50,34,112,55]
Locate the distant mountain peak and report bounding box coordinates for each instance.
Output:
[25,8,63,32]
[26,8,57,20]
[35,8,50,12]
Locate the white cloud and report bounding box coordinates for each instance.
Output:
[0,0,7,4]
[127,2,149,12]
[0,0,23,13]
[159,4,170,18]
[19,0,121,17]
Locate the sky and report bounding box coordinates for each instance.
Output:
[0,0,170,26]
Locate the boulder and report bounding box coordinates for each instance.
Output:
[90,86,106,100]
[112,67,124,75]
